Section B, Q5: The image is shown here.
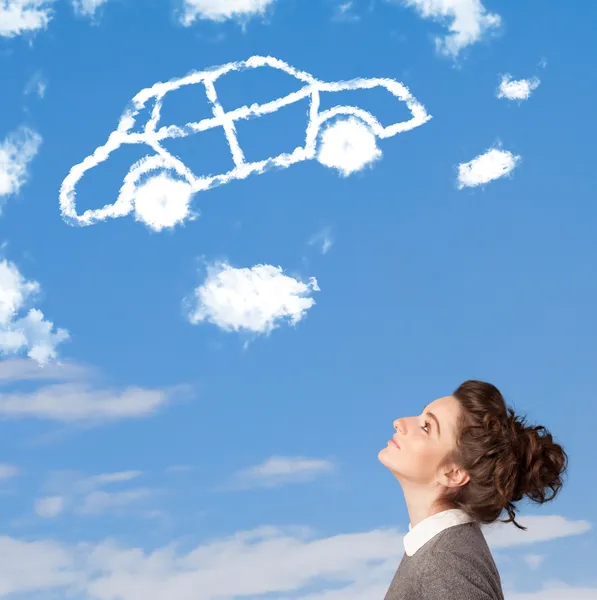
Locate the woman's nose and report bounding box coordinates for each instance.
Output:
[394,419,404,433]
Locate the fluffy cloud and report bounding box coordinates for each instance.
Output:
[71,0,110,18]
[0,259,69,365]
[35,495,66,518]
[0,515,591,599]
[0,358,185,422]
[227,456,335,490]
[179,0,278,25]
[0,0,54,38]
[187,261,319,335]
[457,147,520,189]
[390,0,501,57]
[0,126,42,206]
[497,74,541,101]
[317,117,382,176]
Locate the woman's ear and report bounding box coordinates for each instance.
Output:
[437,462,470,489]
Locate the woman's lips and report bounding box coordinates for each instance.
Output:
[389,438,400,449]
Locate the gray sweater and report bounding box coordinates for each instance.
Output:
[384,521,504,600]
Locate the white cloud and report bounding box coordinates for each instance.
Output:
[317,117,382,177]
[333,1,360,22]
[0,258,69,365]
[132,173,197,232]
[0,382,179,422]
[0,359,184,422]
[0,358,88,382]
[77,488,152,515]
[308,227,334,255]
[35,495,66,518]
[0,0,54,38]
[483,515,592,549]
[179,0,278,25]
[71,0,109,18]
[36,470,149,519]
[0,126,42,204]
[457,147,520,189]
[0,463,19,479]
[497,74,541,101]
[523,553,545,569]
[228,456,335,490]
[187,261,319,335]
[0,515,591,599]
[391,0,501,57]
[23,72,47,98]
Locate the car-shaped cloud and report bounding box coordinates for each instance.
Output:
[59,55,432,228]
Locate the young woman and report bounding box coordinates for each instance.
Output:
[379,380,568,600]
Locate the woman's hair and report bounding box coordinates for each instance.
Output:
[439,380,568,530]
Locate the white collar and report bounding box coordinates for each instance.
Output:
[403,508,475,556]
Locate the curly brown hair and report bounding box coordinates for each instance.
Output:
[438,380,568,530]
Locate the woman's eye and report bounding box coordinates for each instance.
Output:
[421,421,430,433]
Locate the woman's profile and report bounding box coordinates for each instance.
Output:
[379,380,568,600]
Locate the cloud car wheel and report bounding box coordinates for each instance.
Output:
[315,115,382,177]
[120,155,197,232]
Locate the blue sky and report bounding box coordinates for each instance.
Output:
[1,0,596,598]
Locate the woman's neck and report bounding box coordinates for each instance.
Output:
[402,485,455,528]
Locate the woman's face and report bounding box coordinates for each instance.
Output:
[378,395,464,488]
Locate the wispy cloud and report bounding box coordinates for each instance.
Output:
[186,261,319,336]
[0,515,591,599]
[0,358,185,422]
[497,74,541,101]
[0,0,54,38]
[0,258,69,365]
[71,0,109,18]
[332,1,360,22]
[389,0,501,57]
[523,553,545,569]
[35,470,150,519]
[226,456,335,490]
[457,147,520,189]
[482,514,592,548]
[179,0,278,25]
[23,72,47,99]
[308,227,334,255]
[0,463,20,480]
[0,126,42,206]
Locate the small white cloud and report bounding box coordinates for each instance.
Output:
[179,0,278,24]
[483,515,592,549]
[333,1,360,22]
[497,74,541,101]
[0,382,179,422]
[35,471,151,519]
[77,488,152,516]
[317,117,382,177]
[0,464,20,480]
[0,359,184,422]
[35,495,65,518]
[0,126,42,204]
[133,173,196,232]
[0,258,69,365]
[392,0,501,57]
[23,72,47,99]
[0,0,54,38]
[71,0,109,18]
[523,553,546,569]
[457,147,520,189]
[229,456,335,490]
[187,261,319,335]
[308,227,334,255]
